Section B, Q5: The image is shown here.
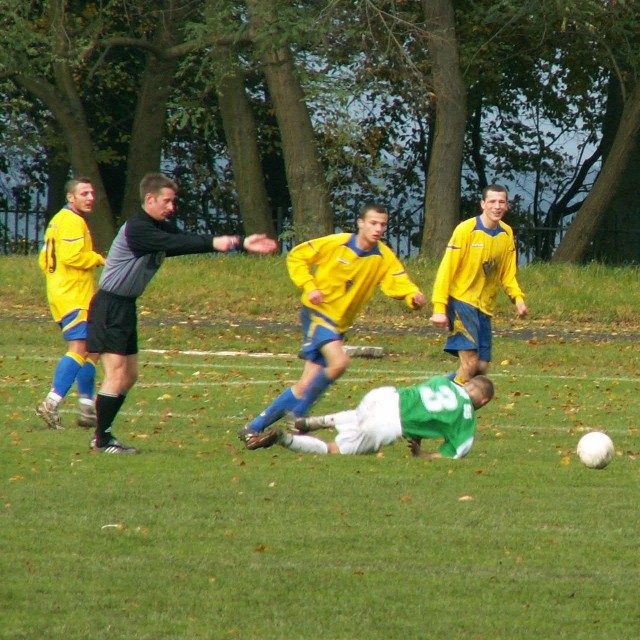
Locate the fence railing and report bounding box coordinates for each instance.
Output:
[1,207,44,255]
[0,205,594,263]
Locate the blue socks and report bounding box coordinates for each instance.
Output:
[52,352,84,397]
[247,387,297,432]
[76,359,96,398]
[248,371,336,433]
[291,370,334,417]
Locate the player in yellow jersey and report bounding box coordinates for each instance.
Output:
[239,203,427,449]
[36,178,105,430]
[430,184,528,385]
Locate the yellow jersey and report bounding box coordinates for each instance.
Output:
[287,233,422,334]
[38,207,104,322]
[431,216,524,317]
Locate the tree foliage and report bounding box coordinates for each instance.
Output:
[1,0,640,261]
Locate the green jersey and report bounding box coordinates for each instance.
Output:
[397,376,476,458]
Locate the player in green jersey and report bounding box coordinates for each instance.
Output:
[254,375,494,459]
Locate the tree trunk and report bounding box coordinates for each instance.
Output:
[591,138,640,263]
[552,82,640,263]
[588,75,640,263]
[13,1,118,251]
[44,143,69,223]
[247,0,332,242]
[15,73,117,253]
[420,0,467,260]
[214,45,276,237]
[119,52,179,223]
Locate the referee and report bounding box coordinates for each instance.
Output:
[87,172,277,454]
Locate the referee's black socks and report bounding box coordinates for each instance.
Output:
[95,392,128,446]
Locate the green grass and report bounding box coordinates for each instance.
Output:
[1,256,640,639]
[5,254,640,329]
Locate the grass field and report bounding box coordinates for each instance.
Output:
[1,256,640,639]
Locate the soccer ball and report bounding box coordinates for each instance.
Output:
[576,431,615,469]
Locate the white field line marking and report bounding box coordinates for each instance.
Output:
[144,348,293,358]
[30,400,636,435]
[5,351,640,383]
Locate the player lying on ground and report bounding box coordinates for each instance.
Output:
[252,375,494,458]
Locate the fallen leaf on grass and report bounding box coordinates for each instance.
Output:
[458,495,474,502]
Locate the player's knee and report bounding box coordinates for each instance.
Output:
[458,362,478,382]
[326,363,348,380]
[476,361,489,375]
[125,370,139,389]
[327,353,350,379]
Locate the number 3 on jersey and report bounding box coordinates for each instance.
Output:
[419,384,472,419]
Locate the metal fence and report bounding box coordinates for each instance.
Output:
[0,207,44,255]
[0,204,581,263]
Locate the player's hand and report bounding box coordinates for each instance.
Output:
[243,234,279,254]
[408,437,422,457]
[515,301,528,318]
[307,289,324,305]
[411,292,427,309]
[430,312,449,328]
[213,235,238,252]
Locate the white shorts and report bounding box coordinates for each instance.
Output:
[334,387,403,455]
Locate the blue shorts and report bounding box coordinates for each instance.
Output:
[299,307,343,366]
[444,298,492,362]
[59,309,89,341]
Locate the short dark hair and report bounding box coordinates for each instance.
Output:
[359,202,389,219]
[65,177,93,196]
[139,173,178,204]
[469,375,495,402]
[482,184,508,200]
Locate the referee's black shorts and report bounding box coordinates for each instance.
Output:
[87,289,139,356]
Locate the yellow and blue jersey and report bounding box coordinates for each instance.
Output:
[39,207,104,322]
[287,232,422,334]
[431,216,524,317]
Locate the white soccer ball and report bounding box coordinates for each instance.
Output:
[576,431,615,469]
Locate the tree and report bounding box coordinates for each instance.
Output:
[591,76,640,262]
[420,0,466,259]
[551,0,640,262]
[552,83,640,262]
[0,1,200,250]
[4,0,118,250]
[246,0,333,241]
[213,45,275,236]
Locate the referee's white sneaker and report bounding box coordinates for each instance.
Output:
[91,437,139,454]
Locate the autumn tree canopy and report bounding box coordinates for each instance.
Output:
[1,0,638,262]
